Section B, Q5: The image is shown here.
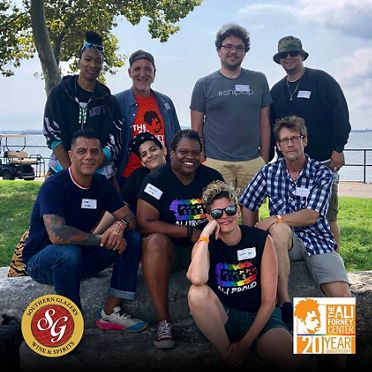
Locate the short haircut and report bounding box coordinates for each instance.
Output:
[170,129,203,152]
[70,129,101,148]
[202,180,240,212]
[273,115,308,141]
[215,23,250,53]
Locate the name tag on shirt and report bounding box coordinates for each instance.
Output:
[81,198,97,209]
[144,183,163,200]
[297,90,311,99]
[235,84,250,92]
[237,247,256,261]
[296,187,310,198]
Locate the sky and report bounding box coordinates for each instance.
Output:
[0,0,372,132]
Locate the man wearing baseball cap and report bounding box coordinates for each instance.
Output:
[270,35,351,254]
[115,49,180,185]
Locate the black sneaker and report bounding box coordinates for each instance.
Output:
[280,302,293,331]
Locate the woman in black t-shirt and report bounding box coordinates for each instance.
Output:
[187,181,301,369]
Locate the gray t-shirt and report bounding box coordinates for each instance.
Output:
[190,69,272,161]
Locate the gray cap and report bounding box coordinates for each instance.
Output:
[273,36,309,64]
[129,49,155,67]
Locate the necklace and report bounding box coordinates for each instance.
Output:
[287,78,301,101]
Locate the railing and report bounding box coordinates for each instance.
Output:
[1,144,372,183]
[341,149,372,183]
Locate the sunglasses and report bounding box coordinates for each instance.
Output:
[81,41,104,53]
[278,50,300,59]
[210,204,238,220]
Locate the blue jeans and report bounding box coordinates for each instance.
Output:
[26,230,142,309]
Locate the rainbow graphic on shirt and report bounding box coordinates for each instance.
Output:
[215,261,257,287]
[169,198,207,222]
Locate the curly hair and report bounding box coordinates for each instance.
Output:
[202,180,240,212]
[215,23,250,53]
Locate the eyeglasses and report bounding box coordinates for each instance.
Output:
[278,136,304,145]
[278,50,300,59]
[210,204,238,220]
[221,44,245,53]
[81,41,104,53]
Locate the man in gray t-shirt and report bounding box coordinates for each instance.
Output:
[190,23,272,194]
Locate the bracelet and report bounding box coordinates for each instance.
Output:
[276,215,283,224]
[186,226,193,241]
[197,236,209,244]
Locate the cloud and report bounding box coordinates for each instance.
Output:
[335,48,372,112]
[239,0,372,40]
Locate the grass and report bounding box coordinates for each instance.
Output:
[0,180,371,271]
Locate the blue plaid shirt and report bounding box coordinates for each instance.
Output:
[240,156,336,256]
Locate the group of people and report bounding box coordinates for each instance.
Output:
[21,23,352,368]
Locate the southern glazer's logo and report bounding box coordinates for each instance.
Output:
[293,297,356,354]
[22,294,84,357]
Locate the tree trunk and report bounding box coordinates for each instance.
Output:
[30,0,61,95]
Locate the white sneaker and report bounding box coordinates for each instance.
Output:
[154,320,175,349]
[96,306,148,332]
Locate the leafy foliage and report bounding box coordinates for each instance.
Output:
[0,0,202,79]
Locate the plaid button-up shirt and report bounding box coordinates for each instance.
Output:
[240,156,336,256]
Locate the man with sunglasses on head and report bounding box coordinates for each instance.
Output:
[240,116,351,352]
[43,31,123,188]
[190,23,272,198]
[270,36,351,251]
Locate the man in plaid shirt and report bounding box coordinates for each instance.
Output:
[240,115,351,331]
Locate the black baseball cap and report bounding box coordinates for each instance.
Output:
[129,132,162,157]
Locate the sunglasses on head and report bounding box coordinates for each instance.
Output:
[81,41,104,53]
[210,204,238,220]
[278,50,300,59]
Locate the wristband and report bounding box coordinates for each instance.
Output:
[197,236,209,244]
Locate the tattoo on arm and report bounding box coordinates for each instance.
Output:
[43,214,101,246]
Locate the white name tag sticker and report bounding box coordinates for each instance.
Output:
[144,183,163,200]
[235,84,250,92]
[237,247,256,261]
[296,187,310,198]
[297,90,311,99]
[81,198,97,209]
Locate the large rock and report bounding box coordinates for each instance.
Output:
[1,263,371,335]
[1,263,371,371]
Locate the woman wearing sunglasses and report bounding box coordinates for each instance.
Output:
[43,30,122,188]
[187,180,300,369]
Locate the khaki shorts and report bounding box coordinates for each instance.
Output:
[289,233,349,287]
[323,161,339,222]
[204,156,265,194]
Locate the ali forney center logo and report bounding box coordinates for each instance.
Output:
[293,297,356,354]
[22,294,84,357]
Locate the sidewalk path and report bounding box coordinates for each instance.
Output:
[339,181,372,198]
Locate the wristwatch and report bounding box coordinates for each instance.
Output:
[333,145,344,153]
[276,215,283,224]
[120,218,130,227]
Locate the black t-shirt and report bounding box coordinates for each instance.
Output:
[138,163,223,242]
[208,225,268,312]
[120,167,150,213]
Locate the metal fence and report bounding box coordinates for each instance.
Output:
[1,144,372,183]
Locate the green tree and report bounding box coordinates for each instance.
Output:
[0,0,202,94]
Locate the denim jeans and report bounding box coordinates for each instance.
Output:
[26,230,142,309]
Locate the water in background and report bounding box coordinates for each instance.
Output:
[1,131,371,182]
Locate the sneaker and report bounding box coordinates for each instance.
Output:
[96,306,148,332]
[154,320,175,349]
[280,302,293,331]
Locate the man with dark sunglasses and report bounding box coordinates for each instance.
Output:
[270,35,351,251]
